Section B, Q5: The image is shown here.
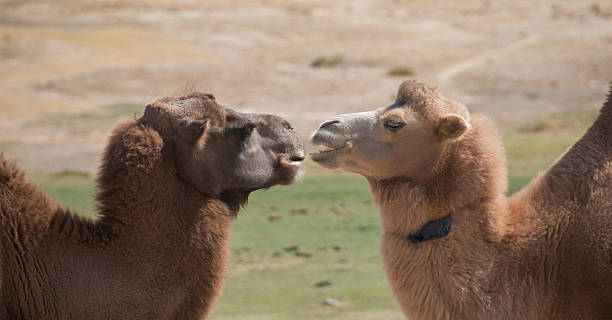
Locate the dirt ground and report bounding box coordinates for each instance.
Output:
[1,0,611,173]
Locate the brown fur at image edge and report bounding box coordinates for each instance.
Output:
[0,91,304,319]
[311,80,612,319]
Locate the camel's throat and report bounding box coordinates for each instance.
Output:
[409,214,451,243]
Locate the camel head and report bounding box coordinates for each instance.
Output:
[140,91,305,198]
[310,80,470,182]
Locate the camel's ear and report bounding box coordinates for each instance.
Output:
[108,122,164,174]
[436,114,470,140]
[143,102,163,115]
[179,119,208,143]
[142,102,172,123]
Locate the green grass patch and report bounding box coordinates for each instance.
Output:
[212,171,399,319]
[516,108,598,133]
[387,66,416,77]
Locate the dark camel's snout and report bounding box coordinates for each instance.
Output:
[288,153,305,162]
[228,110,305,166]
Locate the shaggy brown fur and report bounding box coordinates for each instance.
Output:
[310,80,612,319]
[0,92,304,319]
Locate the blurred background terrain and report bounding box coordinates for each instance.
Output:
[1,0,611,319]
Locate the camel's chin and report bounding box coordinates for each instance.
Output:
[287,168,305,185]
[310,151,342,169]
[284,165,306,184]
[275,158,305,185]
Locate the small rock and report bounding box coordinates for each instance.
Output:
[283,244,299,252]
[323,297,341,307]
[315,280,332,287]
[271,251,282,258]
[235,247,251,254]
[332,245,343,251]
[267,215,282,221]
[295,251,312,258]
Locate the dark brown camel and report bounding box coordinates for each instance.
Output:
[0,92,304,319]
[310,80,612,319]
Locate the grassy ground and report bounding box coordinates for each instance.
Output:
[27,109,596,319]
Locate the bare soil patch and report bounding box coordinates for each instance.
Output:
[1,0,610,173]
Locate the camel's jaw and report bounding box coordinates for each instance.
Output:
[309,130,353,168]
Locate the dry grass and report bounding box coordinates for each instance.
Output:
[387,66,416,77]
[310,55,344,68]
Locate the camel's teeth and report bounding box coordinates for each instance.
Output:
[310,142,352,156]
[312,145,336,153]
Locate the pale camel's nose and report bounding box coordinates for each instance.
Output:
[319,119,340,129]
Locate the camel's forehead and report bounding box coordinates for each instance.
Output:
[176,99,222,118]
[163,94,224,120]
[395,80,439,106]
[392,81,469,121]
[381,100,436,120]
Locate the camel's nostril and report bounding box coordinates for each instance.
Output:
[319,120,340,129]
[289,155,305,162]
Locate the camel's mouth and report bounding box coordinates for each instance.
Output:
[279,153,306,168]
[309,140,352,162]
[310,122,353,167]
[276,153,306,184]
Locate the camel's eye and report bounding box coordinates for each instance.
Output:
[226,115,237,123]
[384,120,405,132]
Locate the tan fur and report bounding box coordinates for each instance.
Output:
[311,80,612,319]
[0,92,304,319]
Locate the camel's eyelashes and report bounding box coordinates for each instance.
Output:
[384,120,405,132]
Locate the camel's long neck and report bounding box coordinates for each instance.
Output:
[95,164,234,250]
[367,115,511,319]
[93,163,234,317]
[370,114,508,238]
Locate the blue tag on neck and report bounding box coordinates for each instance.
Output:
[409,215,451,243]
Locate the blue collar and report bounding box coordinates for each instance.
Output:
[409,215,451,243]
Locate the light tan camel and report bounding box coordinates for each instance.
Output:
[0,92,305,319]
[310,80,612,319]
